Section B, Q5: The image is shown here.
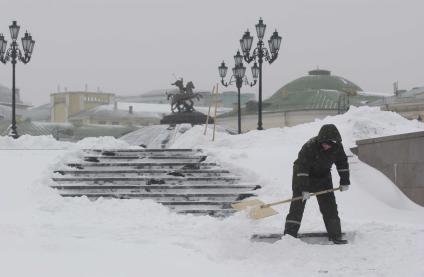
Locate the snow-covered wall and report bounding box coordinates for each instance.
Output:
[356,131,424,205]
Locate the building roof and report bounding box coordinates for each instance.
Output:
[69,103,163,120]
[0,104,28,120]
[262,69,378,111]
[21,104,51,121]
[0,121,68,136]
[0,121,135,140]
[70,102,232,120]
[366,86,424,106]
[50,91,115,96]
[0,83,25,104]
[399,86,424,98]
[269,69,362,102]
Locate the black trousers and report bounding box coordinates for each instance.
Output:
[284,169,342,238]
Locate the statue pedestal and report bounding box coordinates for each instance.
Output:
[160,111,214,125]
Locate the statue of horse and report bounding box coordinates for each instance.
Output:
[183,81,202,111]
[166,79,203,113]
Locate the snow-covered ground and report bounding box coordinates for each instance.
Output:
[0,106,423,277]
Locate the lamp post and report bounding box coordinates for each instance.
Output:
[0,21,35,138]
[240,18,282,130]
[218,50,259,134]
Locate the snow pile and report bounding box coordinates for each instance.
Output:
[0,134,73,149]
[73,136,138,150]
[0,106,423,277]
[171,106,424,212]
[173,106,424,148]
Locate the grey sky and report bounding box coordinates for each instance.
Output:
[0,0,423,106]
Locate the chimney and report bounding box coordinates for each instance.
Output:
[129,105,133,114]
[393,81,399,96]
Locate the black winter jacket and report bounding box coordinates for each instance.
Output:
[293,124,350,190]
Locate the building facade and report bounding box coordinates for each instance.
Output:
[220,91,255,108]
[50,91,115,123]
[0,84,32,121]
[369,87,424,121]
[68,103,161,126]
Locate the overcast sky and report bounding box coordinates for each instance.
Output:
[0,0,423,106]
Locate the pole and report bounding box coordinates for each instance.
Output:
[257,50,263,130]
[10,44,18,138]
[237,78,242,134]
[237,86,241,134]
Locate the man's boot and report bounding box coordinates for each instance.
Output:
[283,230,298,238]
[284,219,301,239]
[325,218,347,244]
[329,235,348,244]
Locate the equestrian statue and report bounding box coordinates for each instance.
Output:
[166,79,203,113]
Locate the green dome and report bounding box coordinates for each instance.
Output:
[269,69,362,103]
[263,69,380,112]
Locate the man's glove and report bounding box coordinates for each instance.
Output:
[302,191,310,201]
[340,185,350,192]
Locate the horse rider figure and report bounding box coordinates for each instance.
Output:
[166,78,202,113]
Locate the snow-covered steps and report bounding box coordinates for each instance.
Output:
[54,169,231,177]
[51,184,259,193]
[65,162,217,170]
[52,176,240,185]
[52,148,260,217]
[177,209,236,217]
[83,155,208,160]
[50,184,260,194]
[56,192,256,201]
[84,148,203,155]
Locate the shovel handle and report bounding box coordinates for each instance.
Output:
[261,187,341,208]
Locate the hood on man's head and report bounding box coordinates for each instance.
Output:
[317,124,342,142]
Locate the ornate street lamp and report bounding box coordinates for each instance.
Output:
[240,18,282,130]
[0,21,35,138]
[219,50,258,134]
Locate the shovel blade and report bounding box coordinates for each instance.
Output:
[249,206,279,220]
[231,199,265,211]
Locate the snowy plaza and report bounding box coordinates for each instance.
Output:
[1,107,423,277]
[1,1,424,276]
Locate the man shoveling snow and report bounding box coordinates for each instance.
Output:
[284,124,350,244]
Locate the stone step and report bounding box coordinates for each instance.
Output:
[96,153,204,158]
[57,192,255,201]
[82,155,207,160]
[55,173,231,178]
[54,169,231,177]
[177,209,236,217]
[159,201,235,209]
[66,162,217,169]
[85,149,202,153]
[51,184,261,193]
[81,156,207,163]
[52,176,240,185]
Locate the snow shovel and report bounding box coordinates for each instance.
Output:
[232,187,341,220]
